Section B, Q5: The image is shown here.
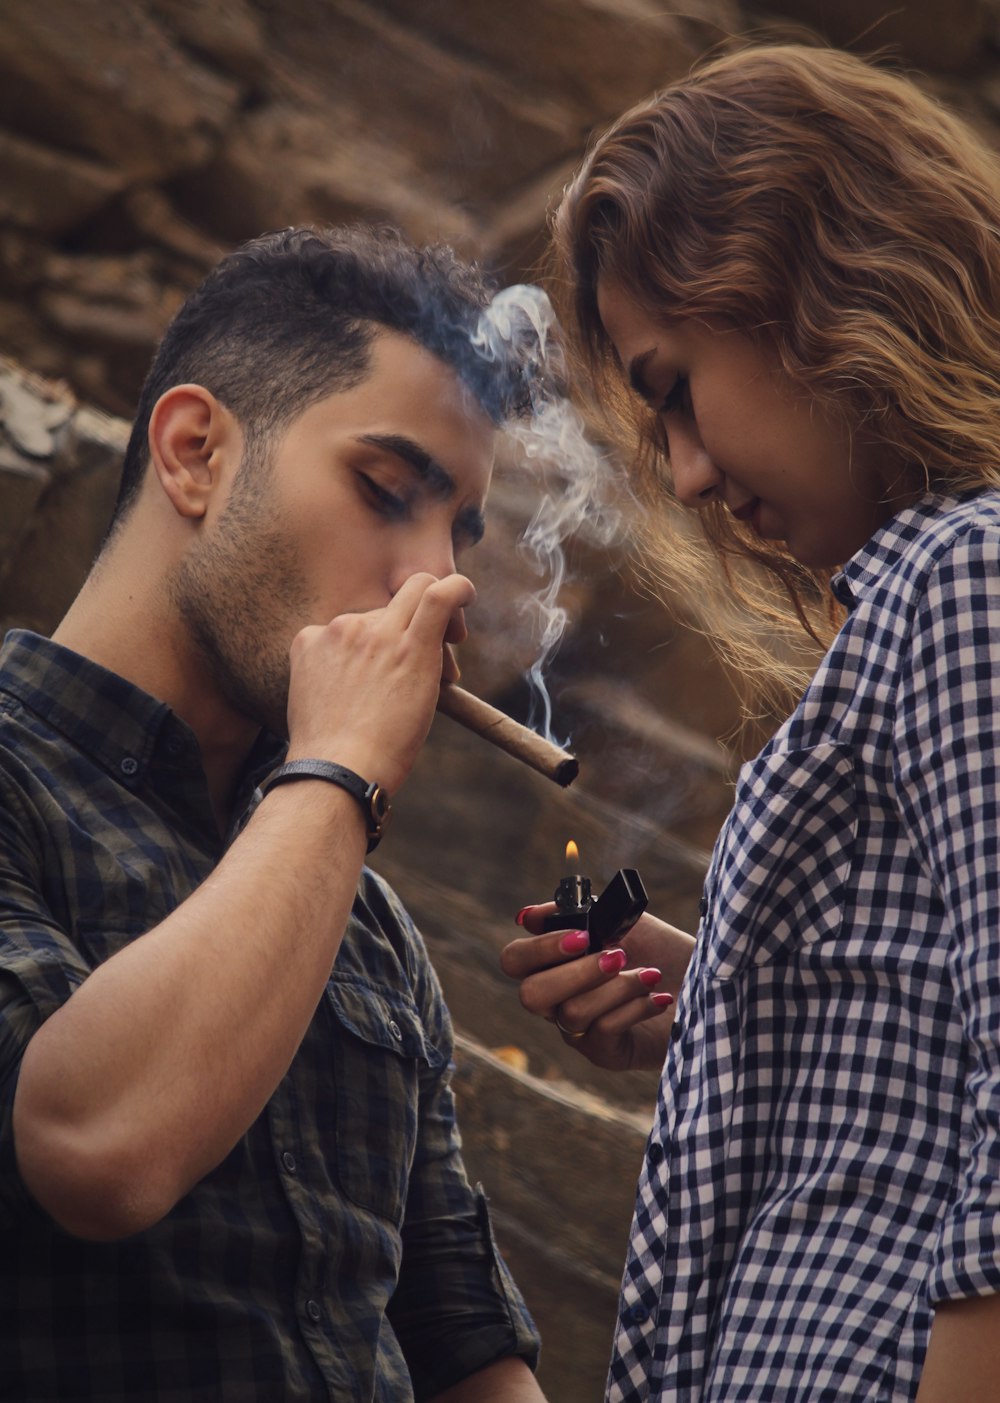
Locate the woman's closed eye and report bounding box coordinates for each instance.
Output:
[659,376,690,416]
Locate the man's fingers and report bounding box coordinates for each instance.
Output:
[395,572,476,642]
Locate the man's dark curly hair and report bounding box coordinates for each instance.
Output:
[111,224,529,531]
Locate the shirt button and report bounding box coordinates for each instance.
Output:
[388,1019,402,1041]
[120,756,138,777]
[281,1151,296,1173]
[305,1299,321,1322]
[624,1302,650,1326]
[698,897,708,918]
[670,1021,683,1043]
[648,1142,664,1167]
[165,733,184,756]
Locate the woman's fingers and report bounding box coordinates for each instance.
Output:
[500,924,591,983]
[500,902,682,1070]
[553,964,671,1036]
[512,901,558,936]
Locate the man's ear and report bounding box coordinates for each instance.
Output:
[147,384,237,521]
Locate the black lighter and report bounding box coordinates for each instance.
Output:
[542,842,648,954]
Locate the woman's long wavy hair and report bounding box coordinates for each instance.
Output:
[551,42,1000,711]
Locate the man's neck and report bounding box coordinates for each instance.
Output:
[54,555,261,832]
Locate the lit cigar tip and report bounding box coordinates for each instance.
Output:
[555,757,579,788]
[436,681,579,787]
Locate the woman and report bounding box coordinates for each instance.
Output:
[502,43,1000,1402]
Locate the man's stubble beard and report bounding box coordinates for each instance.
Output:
[167,467,315,739]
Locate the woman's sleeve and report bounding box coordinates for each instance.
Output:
[892,523,1000,1302]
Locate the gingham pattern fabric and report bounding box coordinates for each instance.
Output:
[0,631,538,1402]
[608,491,1000,1402]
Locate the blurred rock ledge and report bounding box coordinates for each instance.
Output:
[451,1033,650,1394]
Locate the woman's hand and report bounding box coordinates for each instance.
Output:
[499,907,696,1072]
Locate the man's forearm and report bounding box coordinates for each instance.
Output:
[428,1356,548,1403]
[13,781,367,1240]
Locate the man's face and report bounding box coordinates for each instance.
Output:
[169,330,495,735]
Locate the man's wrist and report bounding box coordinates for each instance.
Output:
[260,760,392,852]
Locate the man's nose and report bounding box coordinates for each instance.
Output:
[666,418,723,509]
[388,531,457,594]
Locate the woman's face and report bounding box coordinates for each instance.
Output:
[596,279,908,568]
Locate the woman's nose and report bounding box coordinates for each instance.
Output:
[666,418,723,509]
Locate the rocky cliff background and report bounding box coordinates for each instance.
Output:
[3,2,1000,1396]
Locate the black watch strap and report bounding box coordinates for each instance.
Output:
[259,759,391,853]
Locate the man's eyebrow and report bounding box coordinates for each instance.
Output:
[357,432,453,498]
[357,431,486,546]
[627,349,659,406]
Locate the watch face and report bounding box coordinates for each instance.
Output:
[368,784,391,830]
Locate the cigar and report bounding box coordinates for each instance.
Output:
[436,682,579,787]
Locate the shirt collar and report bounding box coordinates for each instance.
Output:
[829,491,969,609]
[0,631,282,807]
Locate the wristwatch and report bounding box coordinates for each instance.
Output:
[260,759,391,853]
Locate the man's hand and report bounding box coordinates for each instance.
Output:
[500,908,695,1072]
[285,571,475,793]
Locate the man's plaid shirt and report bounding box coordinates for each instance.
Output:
[609,492,1000,1401]
[0,630,539,1402]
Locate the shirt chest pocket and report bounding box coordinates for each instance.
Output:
[703,742,857,980]
[325,979,434,1224]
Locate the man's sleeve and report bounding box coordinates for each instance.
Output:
[891,524,1000,1303]
[377,882,540,1399]
[0,776,90,1224]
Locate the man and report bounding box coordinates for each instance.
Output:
[0,225,545,1401]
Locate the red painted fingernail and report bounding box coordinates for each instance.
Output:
[637,967,662,987]
[650,992,674,1008]
[559,930,590,954]
[599,948,627,974]
[515,906,533,926]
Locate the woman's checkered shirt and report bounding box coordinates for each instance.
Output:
[609,492,1000,1402]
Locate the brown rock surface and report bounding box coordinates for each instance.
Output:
[3,4,999,1396]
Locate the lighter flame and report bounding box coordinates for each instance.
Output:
[565,838,580,868]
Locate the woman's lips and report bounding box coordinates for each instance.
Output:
[732,498,763,535]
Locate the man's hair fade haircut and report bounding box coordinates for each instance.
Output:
[112,223,528,532]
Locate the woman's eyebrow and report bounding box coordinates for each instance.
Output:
[356,432,453,499]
